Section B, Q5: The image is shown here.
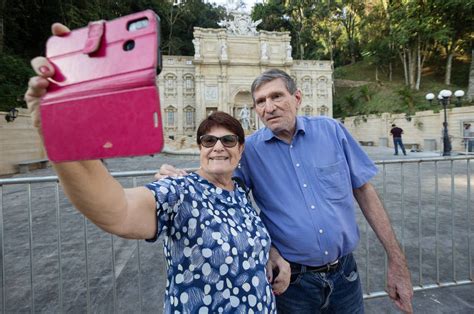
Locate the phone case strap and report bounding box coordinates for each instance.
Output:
[83,20,105,55]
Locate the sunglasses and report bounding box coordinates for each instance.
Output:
[199,134,239,148]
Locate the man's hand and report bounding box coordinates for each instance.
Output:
[24,23,70,130]
[154,164,188,180]
[266,246,290,295]
[386,256,413,313]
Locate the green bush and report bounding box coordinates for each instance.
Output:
[0,54,33,111]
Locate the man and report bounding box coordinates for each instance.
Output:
[463,123,472,151]
[161,69,413,313]
[390,124,407,155]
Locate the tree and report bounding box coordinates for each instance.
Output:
[360,1,394,81]
[252,0,290,32]
[254,0,340,61]
[431,0,474,85]
[0,0,227,112]
[333,0,365,65]
[0,0,5,53]
[389,0,434,90]
[468,49,474,101]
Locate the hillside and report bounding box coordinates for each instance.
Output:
[333,58,472,119]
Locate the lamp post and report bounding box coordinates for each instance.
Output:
[425,89,464,156]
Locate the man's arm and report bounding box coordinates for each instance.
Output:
[155,164,188,180]
[353,182,413,313]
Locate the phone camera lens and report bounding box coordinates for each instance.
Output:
[123,40,135,51]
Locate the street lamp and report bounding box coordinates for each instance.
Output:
[425,89,464,156]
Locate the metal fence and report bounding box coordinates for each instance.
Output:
[0,156,473,312]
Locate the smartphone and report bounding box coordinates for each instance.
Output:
[40,10,164,162]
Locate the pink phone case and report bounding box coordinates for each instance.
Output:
[40,10,164,162]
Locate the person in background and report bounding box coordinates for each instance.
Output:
[159,69,414,313]
[24,25,290,313]
[390,123,407,156]
[463,123,472,151]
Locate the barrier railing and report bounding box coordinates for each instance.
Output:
[361,156,473,300]
[0,157,473,312]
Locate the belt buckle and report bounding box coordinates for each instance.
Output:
[329,259,339,271]
[320,260,338,273]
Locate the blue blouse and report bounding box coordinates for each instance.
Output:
[146,172,276,313]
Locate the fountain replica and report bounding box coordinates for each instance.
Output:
[157,4,333,148]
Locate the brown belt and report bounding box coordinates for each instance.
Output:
[289,259,339,274]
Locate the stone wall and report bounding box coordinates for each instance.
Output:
[343,106,474,152]
[0,109,46,175]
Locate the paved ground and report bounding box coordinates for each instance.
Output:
[1,145,473,313]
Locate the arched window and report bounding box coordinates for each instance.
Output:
[318,105,329,116]
[164,106,177,128]
[317,76,328,98]
[183,106,196,129]
[164,73,177,97]
[183,74,195,96]
[302,76,312,97]
[303,105,313,116]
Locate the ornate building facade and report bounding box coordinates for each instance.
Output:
[157,11,333,138]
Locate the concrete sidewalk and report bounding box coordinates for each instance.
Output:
[98,145,474,313]
[1,144,472,313]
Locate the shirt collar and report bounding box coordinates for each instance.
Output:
[263,116,306,142]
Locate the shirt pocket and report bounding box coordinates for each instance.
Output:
[315,160,349,200]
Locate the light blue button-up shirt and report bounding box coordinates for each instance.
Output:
[235,116,377,266]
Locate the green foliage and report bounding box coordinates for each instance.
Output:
[1,0,225,58]
[0,53,33,111]
[252,1,290,32]
[0,0,226,111]
[359,85,374,102]
[1,0,472,115]
[333,59,471,119]
[396,87,415,114]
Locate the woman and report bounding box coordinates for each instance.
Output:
[145,112,277,312]
[25,35,289,310]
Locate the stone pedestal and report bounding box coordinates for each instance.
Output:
[424,139,437,151]
[379,137,388,147]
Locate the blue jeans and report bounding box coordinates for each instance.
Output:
[393,137,406,155]
[276,253,364,314]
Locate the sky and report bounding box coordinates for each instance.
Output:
[206,0,261,12]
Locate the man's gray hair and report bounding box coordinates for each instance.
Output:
[251,69,297,103]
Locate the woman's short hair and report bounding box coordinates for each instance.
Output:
[196,111,245,146]
[250,69,297,103]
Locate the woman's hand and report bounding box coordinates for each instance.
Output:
[266,246,291,295]
[24,23,70,131]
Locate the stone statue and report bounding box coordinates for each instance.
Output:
[192,38,200,58]
[239,106,251,130]
[261,42,268,60]
[221,42,228,60]
[225,0,239,12]
[218,12,261,36]
[286,44,292,59]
